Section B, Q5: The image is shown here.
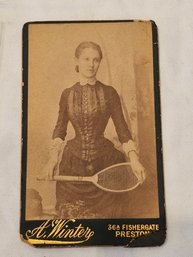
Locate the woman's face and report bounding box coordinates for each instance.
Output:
[76,47,101,79]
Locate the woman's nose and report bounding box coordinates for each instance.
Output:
[89,59,94,67]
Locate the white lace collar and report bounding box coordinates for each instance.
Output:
[79,75,97,86]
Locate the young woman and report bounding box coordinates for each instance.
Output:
[44,41,145,218]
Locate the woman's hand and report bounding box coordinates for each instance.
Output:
[42,158,58,180]
[42,137,64,180]
[122,140,146,184]
[129,151,146,184]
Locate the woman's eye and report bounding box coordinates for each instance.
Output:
[94,59,99,63]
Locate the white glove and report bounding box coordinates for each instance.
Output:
[49,137,63,153]
[129,151,146,184]
[43,137,64,180]
[122,140,138,155]
[122,140,146,184]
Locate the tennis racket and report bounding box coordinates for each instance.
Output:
[37,162,141,193]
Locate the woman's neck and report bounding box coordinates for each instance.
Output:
[79,75,96,86]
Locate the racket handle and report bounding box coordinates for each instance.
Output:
[36,175,92,182]
[53,175,92,182]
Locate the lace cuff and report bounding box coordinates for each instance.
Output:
[49,137,64,157]
[122,140,138,155]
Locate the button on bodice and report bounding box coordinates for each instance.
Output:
[52,81,132,162]
[67,83,110,161]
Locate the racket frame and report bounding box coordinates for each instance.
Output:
[38,162,140,193]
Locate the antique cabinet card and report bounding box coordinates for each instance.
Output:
[21,20,166,247]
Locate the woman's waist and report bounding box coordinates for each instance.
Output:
[67,135,113,148]
[66,137,114,161]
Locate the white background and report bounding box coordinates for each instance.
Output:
[0,0,193,256]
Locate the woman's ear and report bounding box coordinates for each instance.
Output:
[74,57,79,72]
[74,56,79,65]
[75,65,79,73]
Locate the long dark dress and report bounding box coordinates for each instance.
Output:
[52,80,132,218]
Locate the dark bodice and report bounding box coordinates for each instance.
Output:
[53,81,131,161]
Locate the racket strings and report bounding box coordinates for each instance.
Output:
[97,165,138,191]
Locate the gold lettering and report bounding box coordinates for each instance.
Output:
[26,219,94,244]
[48,219,75,238]
[26,220,50,239]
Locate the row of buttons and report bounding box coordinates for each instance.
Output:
[82,87,90,161]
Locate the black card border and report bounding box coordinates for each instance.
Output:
[21,20,166,247]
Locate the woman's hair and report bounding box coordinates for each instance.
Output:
[75,41,103,59]
[75,41,103,72]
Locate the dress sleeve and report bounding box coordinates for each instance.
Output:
[52,89,69,140]
[110,87,132,143]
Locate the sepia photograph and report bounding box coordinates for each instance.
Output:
[1,0,192,254]
[23,21,161,222]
